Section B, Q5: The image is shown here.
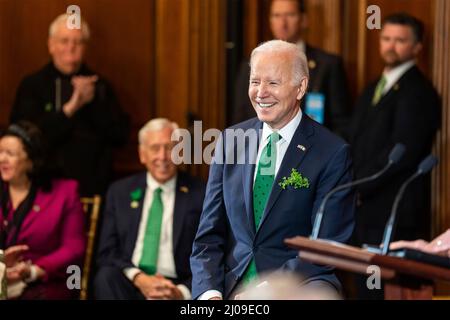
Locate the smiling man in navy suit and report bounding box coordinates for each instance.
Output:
[191,40,355,300]
[94,118,205,300]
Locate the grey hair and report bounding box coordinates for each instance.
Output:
[250,39,309,86]
[49,14,90,41]
[138,118,179,144]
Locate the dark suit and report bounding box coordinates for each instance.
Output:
[190,114,355,299]
[94,171,205,299]
[350,65,440,246]
[10,62,130,196]
[231,45,350,138]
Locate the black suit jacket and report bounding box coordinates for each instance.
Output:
[231,45,350,137]
[96,171,206,288]
[350,65,440,244]
[10,62,130,196]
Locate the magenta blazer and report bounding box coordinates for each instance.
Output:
[0,179,86,298]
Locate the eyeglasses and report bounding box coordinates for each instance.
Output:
[143,143,175,153]
[54,37,86,47]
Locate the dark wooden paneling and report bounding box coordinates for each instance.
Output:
[155,0,226,179]
[364,0,434,84]
[0,0,155,177]
[432,0,450,238]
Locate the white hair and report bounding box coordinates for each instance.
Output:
[48,14,90,41]
[250,39,309,86]
[138,118,179,144]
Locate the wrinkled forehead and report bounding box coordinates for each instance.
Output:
[142,127,175,145]
[250,52,292,80]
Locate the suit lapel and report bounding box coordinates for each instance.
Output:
[172,172,189,253]
[374,65,417,107]
[257,115,314,231]
[242,121,263,234]
[375,82,399,107]
[127,173,147,254]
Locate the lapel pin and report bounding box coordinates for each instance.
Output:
[130,201,139,209]
[308,60,316,70]
[33,205,40,212]
[297,145,306,151]
[130,188,143,209]
[394,84,400,91]
[180,186,189,193]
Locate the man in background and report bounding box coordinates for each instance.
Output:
[350,13,440,299]
[10,13,130,196]
[95,118,205,299]
[231,0,350,138]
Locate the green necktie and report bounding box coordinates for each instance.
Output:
[139,187,163,275]
[372,75,387,105]
[241,132,280,285]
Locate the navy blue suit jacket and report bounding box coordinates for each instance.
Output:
[96,171,205,288]
[190,114,355,299]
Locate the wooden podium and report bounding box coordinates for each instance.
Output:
[285,236,450,300]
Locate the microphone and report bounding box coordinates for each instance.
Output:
[379,155,438,255]
[310,143,406,240]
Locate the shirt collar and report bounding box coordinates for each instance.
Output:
[296,40,306,53]
[261,108,303,145]
[382,60,415,93]
[146,172,177,193]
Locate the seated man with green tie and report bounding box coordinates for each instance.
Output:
[94,118,206,300]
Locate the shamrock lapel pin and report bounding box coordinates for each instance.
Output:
[130,188,143,209]
[180,186,189,193]
[279,168,310,190]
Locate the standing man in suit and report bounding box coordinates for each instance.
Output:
[191,40,355,300]
[231,0,350,138]
[94,118,206,300]
[351,13,440,250]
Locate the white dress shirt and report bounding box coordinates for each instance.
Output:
[296,40,306,54]
[381,60,415,95]
[254,108,303,182]
[199,109,303,300]
[124,172,191,299]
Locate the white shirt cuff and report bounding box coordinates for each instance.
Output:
[197,290,223,300]
[124,267,142,282]
[24,265,38,283]
[176,284,192,300]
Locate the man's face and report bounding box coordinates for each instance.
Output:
[379,23,422,69]
[48,24,86,75]
[249,51,307,129]
[139,127,177,184]
[270,0,302,43]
